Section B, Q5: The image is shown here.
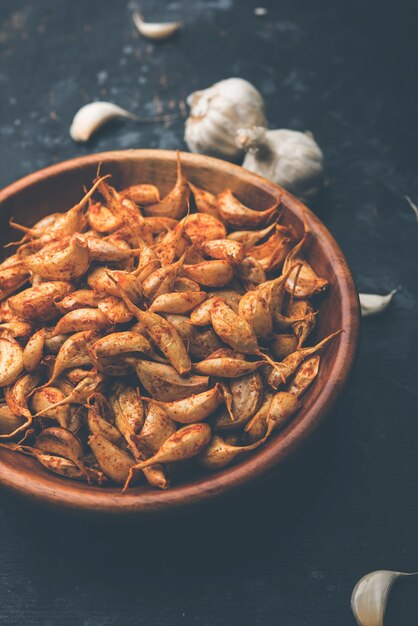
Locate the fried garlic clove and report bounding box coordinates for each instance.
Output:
[174,277,201,293]
[9,281,72,321]
[236,256,266,287]
[45,330,96,385]
[31,387,71,429]
[32,450,105,484]
[135,403,177,455]
[230,371,263,423]
[189,183,221,220]
[283,231,328,298]
[199,434,264,470]
[288,356,320,397]
[217,189,279,228]
[268,330,341,389]
[263,391,301,439]
[227,222,276,247]
[184,260,233,288]
[52,308,112,336]
[198,239,246,265]
[36,427,86,472]
[110,384,144,448]
[0,337,24,387]
[22,328,45,372]
[193,355,264,378]
[89,331,151,361]
[145,383,224,424]
[97,296,132,324]
[129,359,209,402]
[286,299,316,347]
[131,423,212,470]
[142,253,186,300]
[0,265,30,300]
[55,289,98,314]
[149,291,207,314]
[144,152,189,219]
[87,394,123,445]
[270,333,299,360]
[0,319,33,338]
[24,235,90,281]
[244,391,275,442]
[87,201,122,233]
[211,298,259,354]
[0,403,26,436]
[120,183,160,206]
[180,212,227,244]
[88,433,134,484]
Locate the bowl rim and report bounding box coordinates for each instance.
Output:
[0,149,360,515]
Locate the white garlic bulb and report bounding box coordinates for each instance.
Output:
[236,126,324,200]
[184,78,267,160]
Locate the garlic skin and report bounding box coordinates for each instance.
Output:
[184,78,267,160]
[70,102,136,143]
[359,290,397,317]
[236,127,324,200]
[351,570,417,626]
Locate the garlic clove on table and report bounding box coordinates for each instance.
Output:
[236,126,324,201]
[184,78,267,160]
[70,102,137,143]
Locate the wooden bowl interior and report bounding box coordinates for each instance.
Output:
[0,150,359,514]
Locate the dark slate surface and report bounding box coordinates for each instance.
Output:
[0,1,417,624]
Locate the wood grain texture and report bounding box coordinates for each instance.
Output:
[0,150,360,515]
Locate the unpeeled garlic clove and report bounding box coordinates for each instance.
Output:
[189,183,221,220]
[135,403,177,455]
[184,260,233,288]
[211,298,259,354]
[145,383,224,424]
[31,387,71,429]
[23,328,45,372]
[351,570,417,626]
[35,427,85,472]
[121,184,160,206]
[128,359,209,402]
[193,354,264,378]
[144,152,190,220]
[217,190,279,229]
[288,355,320,397]
[9,281,72,321]
[180,212,227,243]
[132,11,182,41]
[0,338,24,387]
[359,290,397,317]
[70,102,137,143]
[130,423,212,470]
[88,433,134,484]
[149,291,207,314]
[52,308,112,336]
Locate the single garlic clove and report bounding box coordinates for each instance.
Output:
[70,102,137,143]
[351,570,417,626]
[359,290,397,317]
[132,11,182,41]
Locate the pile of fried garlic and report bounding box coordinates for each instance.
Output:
[0,155,339,492]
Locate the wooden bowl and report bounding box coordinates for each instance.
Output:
[0,150,359,515]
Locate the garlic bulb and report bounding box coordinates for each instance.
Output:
[184,78,266,160]
[236,127,324,200]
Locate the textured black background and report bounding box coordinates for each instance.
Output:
[0,1,417,624]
